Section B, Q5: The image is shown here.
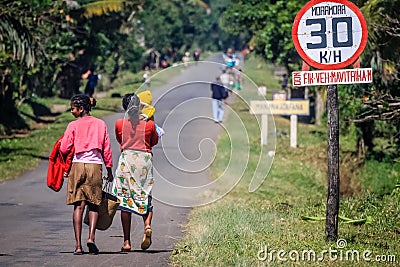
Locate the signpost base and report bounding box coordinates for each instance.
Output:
[290,115,298,148]
[261,114,268,145]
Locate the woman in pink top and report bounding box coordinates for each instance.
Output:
[60,94,113,255]
[114,93,158,252]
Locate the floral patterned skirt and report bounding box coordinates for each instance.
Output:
[112,149,154,215]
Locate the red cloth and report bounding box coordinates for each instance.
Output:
[47,135,74,192]
[115,119,158,152]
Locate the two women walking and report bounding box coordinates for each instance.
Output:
[60,93,158,254]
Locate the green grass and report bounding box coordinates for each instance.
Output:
[170,59,400,266]
[0,96,124,181]
[1,57,399,266]
[0,68,175,182]
[243,55,280,89]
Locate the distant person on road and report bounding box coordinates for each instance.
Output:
[114,93,159,252]
[182,51,190,68]
[161,58,169,68]
[83,67,100,98]
[234,68,243,91]
[223,48,236,68]
[210,77,228,123]
[142,66,151,87]
[219,69,230,89]
[60,94,113,255]
[193,49,200,62]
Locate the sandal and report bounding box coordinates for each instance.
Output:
[121,246,132,252]
[73,247,84,255]
[87,242,99,255]
[141,226,152,250]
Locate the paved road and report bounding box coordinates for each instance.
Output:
[0,54,227,266]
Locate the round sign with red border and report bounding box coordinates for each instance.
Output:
[292,0,368,70]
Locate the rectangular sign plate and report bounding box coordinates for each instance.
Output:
[292,68,372,87]
[250,100,310,116]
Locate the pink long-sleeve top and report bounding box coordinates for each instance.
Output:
[60,116,113,168]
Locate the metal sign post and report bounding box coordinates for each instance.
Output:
[292,0,369,241]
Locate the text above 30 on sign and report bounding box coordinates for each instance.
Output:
[292,0,368,70]
[292,68,372,87]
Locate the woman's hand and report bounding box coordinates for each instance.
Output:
[106,167,114,182]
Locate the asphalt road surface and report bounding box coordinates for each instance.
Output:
[0,54,229,267]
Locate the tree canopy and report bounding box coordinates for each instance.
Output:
[0,0,237,134]
[1,0,400,162]
[221,0,400,160]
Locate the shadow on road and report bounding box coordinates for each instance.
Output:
[59,249,173,255]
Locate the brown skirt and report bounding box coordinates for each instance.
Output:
[66,162,103,206]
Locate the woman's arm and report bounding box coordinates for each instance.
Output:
[60,124,74,155]
[102,128,113,168]
[150,121,159,147]
[115,119,123,145]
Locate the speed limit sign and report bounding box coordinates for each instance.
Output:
[292,0,368,70]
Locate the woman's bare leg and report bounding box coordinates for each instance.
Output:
[87,203,99,243]
[143,211,153,229]
[121,210,132,249]
[141,211,153,250]
[73,201,86,252]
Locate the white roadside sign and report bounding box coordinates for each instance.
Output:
[250,100,310,147]
[250,100,310,116]
[292,67,372,87]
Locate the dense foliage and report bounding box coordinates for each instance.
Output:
[137,0,245,62]
[1,0,400,161]
[339,0,400,161]
[221,0,400,161]
[220,0,308,71]
[0,0,238,134]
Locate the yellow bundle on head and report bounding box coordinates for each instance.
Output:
[138,90,155,120]
[138,90,152,105]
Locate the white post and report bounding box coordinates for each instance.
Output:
[261,114,268,145]
[290,115,297,148]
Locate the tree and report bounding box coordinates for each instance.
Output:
[0,0,145,132]
[0,0,237,134]
[137,0,239,63]
[338,0,400,159]
[220,0,307,71]
[58,0,144,96]
[0,0,54,132]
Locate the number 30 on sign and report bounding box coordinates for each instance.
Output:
[292,0,368,70]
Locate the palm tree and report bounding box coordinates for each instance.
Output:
[0,1,38,68]
[64,0,144,19]
[188,0,211,14]
[0,1,42,119]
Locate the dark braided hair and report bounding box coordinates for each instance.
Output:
[122,93,135,111]
[71,94,94,113]
[122,93,141,126]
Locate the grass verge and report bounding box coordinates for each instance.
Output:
[170,58,400,266]
[0,68,174,182]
